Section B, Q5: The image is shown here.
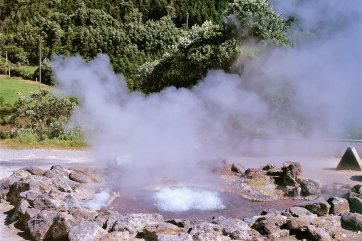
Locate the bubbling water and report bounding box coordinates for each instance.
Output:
[154,187,225,212]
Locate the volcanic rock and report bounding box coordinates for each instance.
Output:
[188,220,226,241]
[251,213,288,237]
[140,222,182,240]
[68,221,107,241]
[347,196,362,214]
[286,206,312,217]
[69,170,94,183]
[69,206,98,222]
[26,210,57,240]
[32,193,68,211]
[211,216,262,240]
[106,213,164,234]
[22,166,45,176]
[351,184,362,194]
[286,215,315,230]
[300,179,321,196]
[166,219,191,232]
[340,212,362,232]
[280,162,302,186]
[245,168,266,179]
[51,212,77,240]
[336,147,362,171]
[300,200,331,216]
[157,233,193,241]
[306,225,331,241]
[327,197,350,215]
[231,163,245,174]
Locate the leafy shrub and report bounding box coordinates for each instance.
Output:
[9,89,77,140]
[15,129,38,144]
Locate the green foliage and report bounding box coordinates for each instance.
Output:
[9,89,77,140]
[136,21,241,92]
[225,0,289,44]
[33,59,55,85]
[0,0,289,92]
[15,129,38,144]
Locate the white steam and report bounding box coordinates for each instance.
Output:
[53,0,362,186]
[154,187,224,212]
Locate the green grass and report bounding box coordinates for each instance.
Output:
[0,138,87,150]
[0,75,51,105]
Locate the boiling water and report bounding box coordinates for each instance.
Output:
[108,187,303,220]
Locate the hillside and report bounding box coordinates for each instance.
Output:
[0,75,51,105]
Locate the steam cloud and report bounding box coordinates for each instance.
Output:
[53,0,362,187]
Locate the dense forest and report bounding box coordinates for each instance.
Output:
[0,0,289,92]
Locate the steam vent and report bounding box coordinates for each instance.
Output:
[336,147,362,171]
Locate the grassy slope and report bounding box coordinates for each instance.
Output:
[0,75,86,149]
[0,75,51,104]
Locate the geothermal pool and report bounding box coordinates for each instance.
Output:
[107,186,303,220]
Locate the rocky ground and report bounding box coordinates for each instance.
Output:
[0,157,361,241]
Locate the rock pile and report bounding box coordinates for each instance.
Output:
[0,165,361,241]
[228,162,321,201]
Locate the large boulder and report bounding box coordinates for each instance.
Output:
[300,179,321,196]
[300,201,331,216]
[106,213,164,234]
[327,197,350,215]
[280,162,302,186]
[211,216,262,240]
[32,194,68,211]
[251,213,288,238]
[231,163,245,175]
[68,221,107,241]
[188,220,226,241]
[340,212,362,232]
[51,212,77,240]
[26,210,57,240]
[306,225,331,241]
[347,196,362,214]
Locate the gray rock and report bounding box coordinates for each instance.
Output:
[68,221,107,241]
[231,163,245,174]
[306,225,331,241]
[251,213,287,236]
[286,216,314,230]
[69,170,93,183]
[141,222,182,240]
[69,207,98,222]
[19,190,41,204]
[166,219,191,231]
[341,212,362,231]
[26,210,57,240]
[300,179,321,196]
[327,197,350,215]
[211,216,262,240]
[348,196,362,214]
[301,200,331,216]
[189,220,226,241]
[351,184,362,194]
[51,212,77,240]
[107,213,164,234]
[286,206,312,217]
[158,233,193,241]
[281,162,302,186]
[100,231,140,241]
[32,194,68,211]
[22,166,45,176]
